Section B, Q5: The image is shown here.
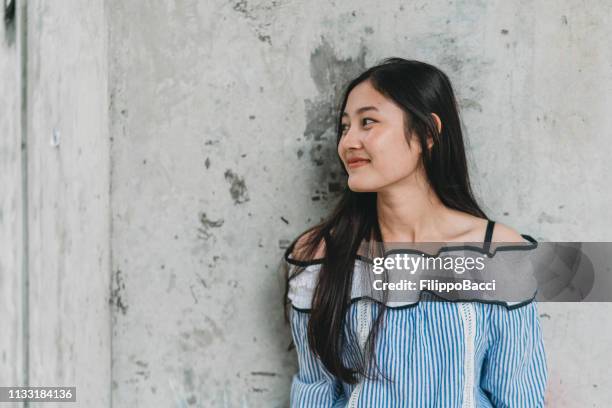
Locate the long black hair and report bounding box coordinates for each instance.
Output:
[284,58,487,384]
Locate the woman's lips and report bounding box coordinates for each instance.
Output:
[347,159,370,169]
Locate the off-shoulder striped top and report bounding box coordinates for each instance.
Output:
[284,221,548,407]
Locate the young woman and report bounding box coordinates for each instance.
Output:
[283,58,547,407]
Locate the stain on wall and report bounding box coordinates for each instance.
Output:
[224,169,250,204]
[110,269,128,315]
[299,38,367,205]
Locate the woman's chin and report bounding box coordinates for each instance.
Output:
[348,179,378,193]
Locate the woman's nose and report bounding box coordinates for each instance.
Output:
[342,127,363,149]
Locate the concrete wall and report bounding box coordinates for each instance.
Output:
[0,2,24,407]
[1,0,611,407]
[26,0,111,405]
[1,0,111,406]
[107,2,299,405]
[109,1,612,406]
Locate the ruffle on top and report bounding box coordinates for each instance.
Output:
[285,234,541,311]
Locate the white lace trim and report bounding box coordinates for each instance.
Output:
[347,299,372,407]
[458,302,476,408]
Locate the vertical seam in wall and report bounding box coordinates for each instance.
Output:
[106,0,113,405]
[18,0,29,406]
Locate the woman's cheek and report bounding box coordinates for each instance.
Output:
[378,161,400,182]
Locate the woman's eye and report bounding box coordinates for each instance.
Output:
[340,119,374,134]
[362,118,375,126]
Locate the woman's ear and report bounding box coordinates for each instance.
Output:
[431,113,442,134]
[427,113,442,150]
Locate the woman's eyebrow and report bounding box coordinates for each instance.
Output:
[342,106,379,117]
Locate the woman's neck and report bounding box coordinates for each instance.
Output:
[376,173,451,243]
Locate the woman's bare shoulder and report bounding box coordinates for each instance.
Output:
[455,213,527,243]
[491,221,527,243]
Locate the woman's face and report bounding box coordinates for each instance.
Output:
[338,79,425,192]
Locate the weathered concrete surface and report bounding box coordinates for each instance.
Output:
[107,0,612,407]
[25,0,111,406]
[1,0,611,407]
[107,1,301,405]
[0,2,24,404]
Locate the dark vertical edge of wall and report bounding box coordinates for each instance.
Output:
[17,0,29,406]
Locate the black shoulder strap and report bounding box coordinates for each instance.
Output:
[483,219,495,252]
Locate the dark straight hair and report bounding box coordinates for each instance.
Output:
[284,58,488,384]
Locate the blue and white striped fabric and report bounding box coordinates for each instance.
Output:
[287,263,548,407]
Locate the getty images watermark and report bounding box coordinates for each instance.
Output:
[371,253,496,293]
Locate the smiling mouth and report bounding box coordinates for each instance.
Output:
[347,159,370,169]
